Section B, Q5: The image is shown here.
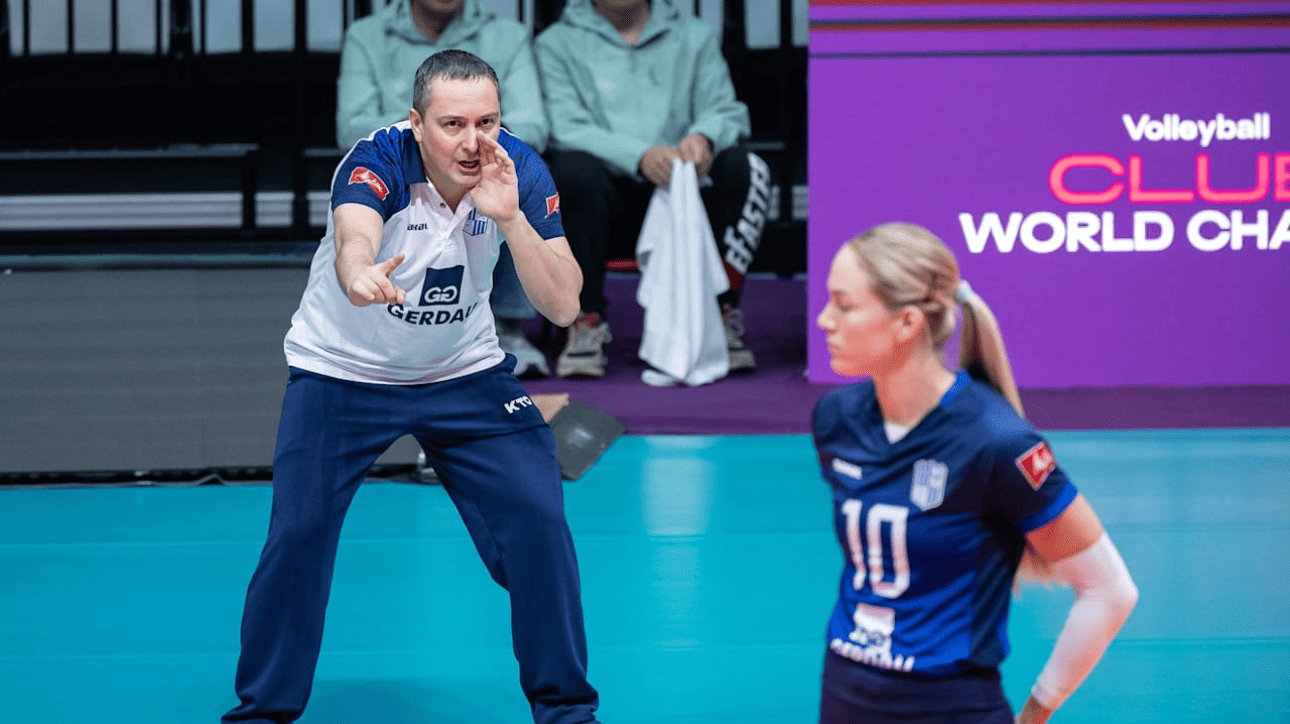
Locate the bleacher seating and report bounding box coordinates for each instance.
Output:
[0,0,805,275]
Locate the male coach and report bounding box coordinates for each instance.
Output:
[221,49,600,724]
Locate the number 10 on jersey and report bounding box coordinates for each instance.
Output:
[840,500,911,598]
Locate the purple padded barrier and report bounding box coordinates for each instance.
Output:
[521,276,1290,435]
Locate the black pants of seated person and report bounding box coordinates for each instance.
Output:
[545,146,770,319]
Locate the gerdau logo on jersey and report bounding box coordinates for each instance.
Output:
[387,265,479,326]
[830,602,916,672]
[419,266,464,306]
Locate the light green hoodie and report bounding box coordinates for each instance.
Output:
[335,0,548,151]
[534,0,750,177]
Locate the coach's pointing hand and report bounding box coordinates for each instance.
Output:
[346,253,408,307]
[333,203,410,308]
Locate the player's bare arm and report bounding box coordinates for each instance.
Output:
[1027,494,1103,563]
[1019,495,1137,724]
[472,133,582,327]
[333,203,408,307]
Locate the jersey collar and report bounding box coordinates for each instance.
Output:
[400,130,429,186]
[939,370,971,409]
[866,370,972,449]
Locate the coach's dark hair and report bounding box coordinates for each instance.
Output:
[412,49,500,115]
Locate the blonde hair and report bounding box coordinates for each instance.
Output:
[844,222,1023,417]
[845,223,1050,581]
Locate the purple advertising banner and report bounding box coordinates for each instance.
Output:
[809,1,1290,55]
[808,2,1282,22]
[808,52,1290,387]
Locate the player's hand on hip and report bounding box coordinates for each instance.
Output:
[1016,696,1054,724]
[640,145,682,188]
[678,133,713,178]
[470,133,519,224]
[346,253,408,307]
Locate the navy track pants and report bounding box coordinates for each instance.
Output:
[222,358,599,724]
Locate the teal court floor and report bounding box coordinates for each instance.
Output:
[1,429,1287,724]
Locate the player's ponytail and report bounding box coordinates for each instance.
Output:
[955,283,1025,419]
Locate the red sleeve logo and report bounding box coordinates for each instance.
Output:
[545,193,560,217]
[349,166,390,200]
[1015,441,1057,490]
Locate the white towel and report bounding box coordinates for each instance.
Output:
[635,160,730,387]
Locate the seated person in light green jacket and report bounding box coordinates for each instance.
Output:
[535,0,771,380]
[337,0,553,377]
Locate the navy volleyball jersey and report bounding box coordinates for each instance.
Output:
[812,371,1077,676]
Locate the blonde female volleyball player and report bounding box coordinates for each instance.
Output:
[812,223,1138,724]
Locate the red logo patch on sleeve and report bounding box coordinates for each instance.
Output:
[1015,441,1057,490]
[348,166,390,200]
[545,193,560,217]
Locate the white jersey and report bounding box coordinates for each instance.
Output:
[284,122,564,384]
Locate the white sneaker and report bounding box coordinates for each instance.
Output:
[641,368,682,387]
[557,312,611,378]
[496,318,549,378]
[722,305,756,373]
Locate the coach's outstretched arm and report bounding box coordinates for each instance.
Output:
[333,203,408,308]
[471,133,582,327]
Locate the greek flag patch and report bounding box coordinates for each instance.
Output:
[464,209,489,237]
[909,459,948,511]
